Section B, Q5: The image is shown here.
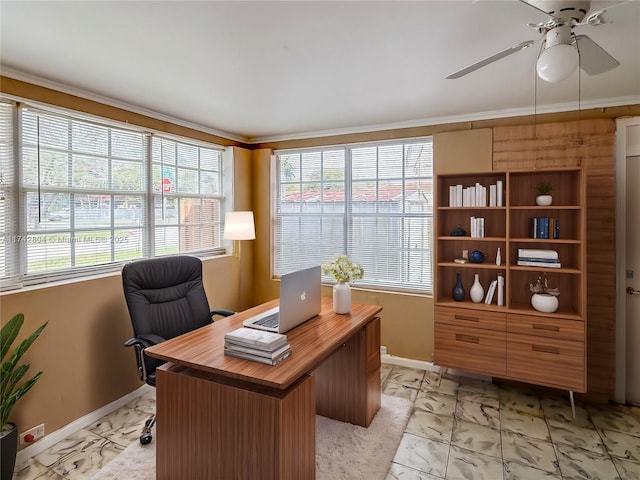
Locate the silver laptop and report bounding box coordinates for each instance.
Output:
[243,265,321,333]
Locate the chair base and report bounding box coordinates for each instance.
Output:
[140,414,156,445]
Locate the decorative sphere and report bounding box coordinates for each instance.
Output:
[469,250,485,263]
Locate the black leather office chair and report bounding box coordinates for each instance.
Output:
[122,255,234,444]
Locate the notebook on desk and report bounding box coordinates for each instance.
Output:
[243,265,321,334]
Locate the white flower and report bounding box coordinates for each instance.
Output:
[321,255,364,284]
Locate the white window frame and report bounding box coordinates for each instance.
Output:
[273,137,433,294]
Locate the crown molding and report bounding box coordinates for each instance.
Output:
[1,67,249,144]
[247,95,640,144]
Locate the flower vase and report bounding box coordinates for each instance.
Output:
[452,273,465,301]
[333,282,351,314]
[470,274,484,303]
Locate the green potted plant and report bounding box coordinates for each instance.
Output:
[535,181,553,206]
[1,313,47,480]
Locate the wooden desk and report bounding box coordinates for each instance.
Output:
[146,297,382,480]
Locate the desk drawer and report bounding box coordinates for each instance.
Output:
[435,306,506,331]
[507,333,585,392]
[434,323,506,377]
[507,314,584,342]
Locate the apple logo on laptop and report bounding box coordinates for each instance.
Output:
[300,290,306,301]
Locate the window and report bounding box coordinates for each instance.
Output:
[274,139,433,293]
[0,102,225,290]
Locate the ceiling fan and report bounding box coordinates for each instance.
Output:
[446,0,630,83]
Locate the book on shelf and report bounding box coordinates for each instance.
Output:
[224,327,288,351]
[518,249,558,259]
[484,280,497,304]
[517,260,562,268]
[489,184,497,207]
[531,217,560,239]
[497,274,504,306]
[517,256,559,263]
[496,180,503,207]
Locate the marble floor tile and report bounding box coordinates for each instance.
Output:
[388,366,426,389]
[501,430,560,474]
[599,428,640,463]
[386,462,444,479]
[445,445,504,480]
[554,443,622,480]
[547,418,607,455]
[458,378,501,399]
[612,457,640,480]
[13,458,63,480]
[499,387,543,417]
[46,436,124,480]
[457,385,500,409]
[414,390,457,417]
[405,409,454,443]
[503,460,563,480]
[589,405,640,437]
[88,406,150,447]
[381,363,393,385]
[541,394,592,428]
[421,371,460,398]
[392,433,449,478]
[384,381,420,402]
[32,430,106,468]
[455,399,500,429]
[125,391,156,415]
[500,408,550,441]
[450,418,501,458]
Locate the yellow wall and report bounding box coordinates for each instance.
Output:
[0,256,236,443]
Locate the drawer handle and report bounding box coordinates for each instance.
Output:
[532,345,559,355]
[532,324,560,332]
[456,334,480,344]
[455,315,480,323]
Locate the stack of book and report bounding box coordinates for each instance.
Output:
[224,327,292,365]
[517,249,561,268]
[531,217,560,239]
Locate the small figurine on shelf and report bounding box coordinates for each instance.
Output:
[454,249,469,264]
[529,273,559,313]
[450,224,466,236]
[469,250,485,263]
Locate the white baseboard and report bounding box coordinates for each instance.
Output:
[381,353,492,382]
[16,384,153,466]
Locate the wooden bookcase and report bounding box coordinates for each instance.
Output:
[434,168,587,394]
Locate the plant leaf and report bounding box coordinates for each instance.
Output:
[0,313,24,363]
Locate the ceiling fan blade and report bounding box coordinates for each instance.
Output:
[584,0,634,25]
[445,40,535,79]
[518,0,560,22]
[574,34,620,75]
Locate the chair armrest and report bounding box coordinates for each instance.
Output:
[124,333,166,349]
[211,309,235,319]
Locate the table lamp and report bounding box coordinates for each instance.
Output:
[223,210,255,255]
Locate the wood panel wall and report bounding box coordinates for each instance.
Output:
[493,119,616,401]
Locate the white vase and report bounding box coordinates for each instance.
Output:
[469,274,484,303]
[536,194,553,206]
[333,282,351,314]
[531,293,559,313]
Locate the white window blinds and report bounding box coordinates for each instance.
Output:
[0,101,226,291]
[274,138,433,293]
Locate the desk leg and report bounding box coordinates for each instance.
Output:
[315,317,381,427]
[156,364,316,480]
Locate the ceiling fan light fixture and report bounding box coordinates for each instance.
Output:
[536,43,579,82]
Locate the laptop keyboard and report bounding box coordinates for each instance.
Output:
[254,312,280,328]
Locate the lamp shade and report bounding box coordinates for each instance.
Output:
[536,43,579,83]
[223,211,255,240]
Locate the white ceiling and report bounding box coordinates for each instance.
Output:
[1,1,639,143]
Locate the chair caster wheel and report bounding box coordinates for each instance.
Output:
[140,433,152,445]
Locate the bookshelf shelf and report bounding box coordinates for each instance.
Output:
[434,168,586,393]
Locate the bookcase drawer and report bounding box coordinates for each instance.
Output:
[435,306,506,332]
[507,314,584,342]
[507,333,585,392]
[434,323,506,377]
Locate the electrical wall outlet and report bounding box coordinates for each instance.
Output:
[20,423,45,445]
